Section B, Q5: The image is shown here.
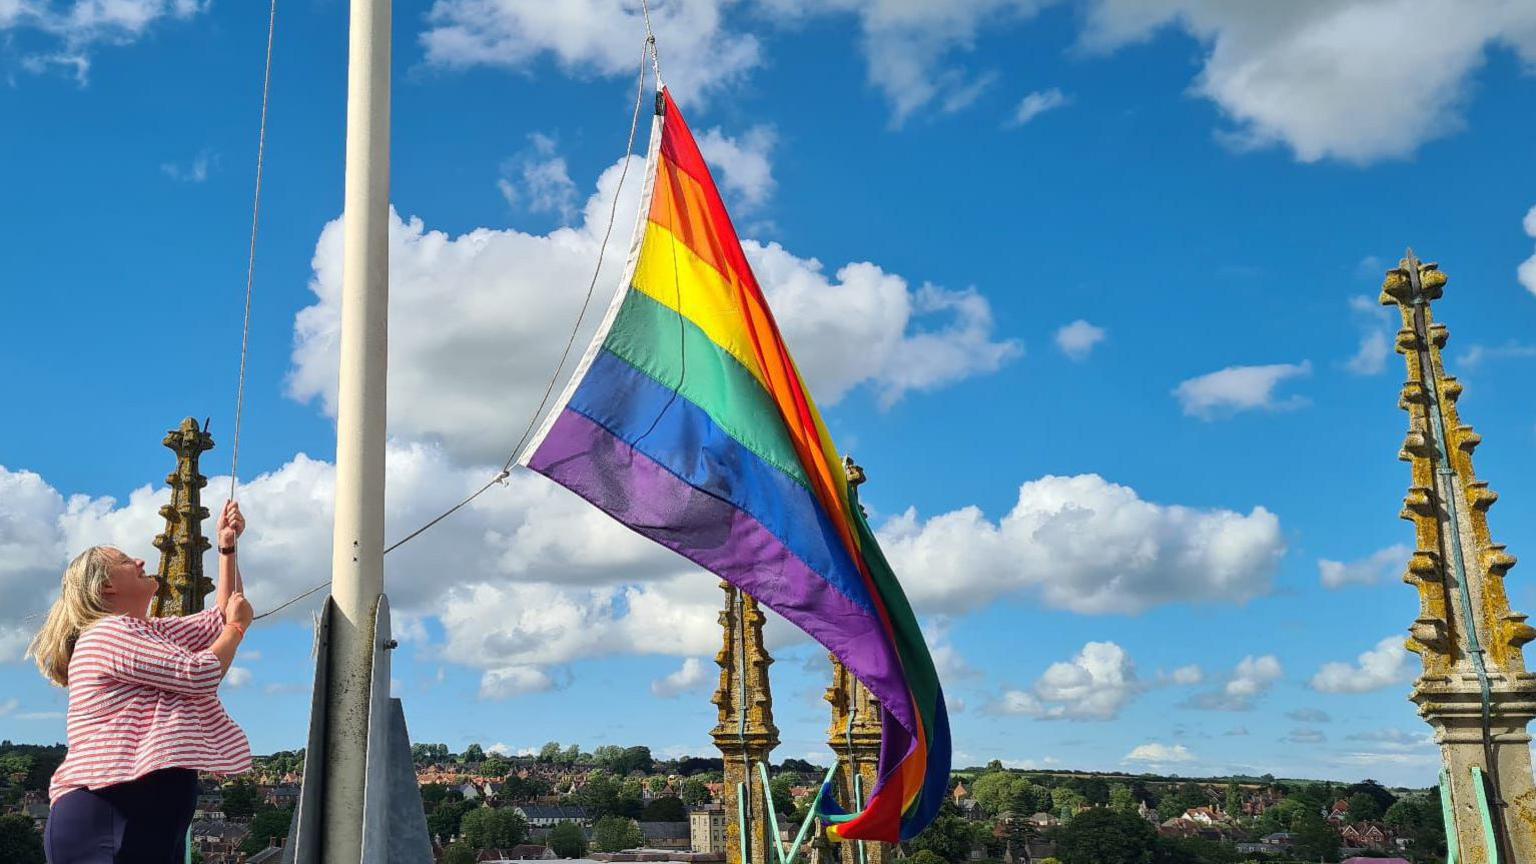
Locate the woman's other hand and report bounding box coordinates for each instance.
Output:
[226,593,253,629]
[217,500,246,550]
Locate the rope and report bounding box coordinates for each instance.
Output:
[229,0,278,502]
[640,0,664,86]
[251,35,653,623]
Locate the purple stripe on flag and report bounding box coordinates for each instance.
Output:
[529,408,916,732]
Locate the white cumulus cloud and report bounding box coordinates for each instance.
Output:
[1123,742,1194,765]
[997,641,1138,720]
[1080,1,1536,165]
[744,241,1021,407]
[1344,295,1393,376]
[761,0,1050,124]
[1010,87,1069,126]
[4,0,208,83]
[1174,361,1311,419]
[696,125,777,212]
[419,0,761,105]
[498,133,579,223]
[1310,635,1413,694]
[1521,205,1536,298]
[1186,654,1282,710]
[1054,319,1106,361]
[651,657,709,698]
[1165,664,1203,686]
[879,474,1284,616]
[1318,544,1410,589]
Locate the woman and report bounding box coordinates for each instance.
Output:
[28,500,255,863]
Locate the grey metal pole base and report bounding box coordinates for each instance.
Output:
[283,596,433,864]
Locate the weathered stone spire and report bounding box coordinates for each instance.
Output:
[151,417,215,617]
[826,656,887,864]
[1383,252,1536,861]
[711,583,779,864]
[825,457,888,864]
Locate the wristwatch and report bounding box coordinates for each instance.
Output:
[219,545,237,555]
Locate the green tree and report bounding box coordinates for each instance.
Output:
[1051,787,1087,820]
[0,814,44,864]
[1224,781,1240,820]
[1074,778,1110,806]
[221,778,261,819]
[1054,809,1157,864]
[539,741,563,763]
[550,821,589,858]
[461,807,530,850]
[241,808,295,856]
[648,776,671,794]
[1001,815,1040,862]
[1156,784,1209,821]
[443,842,478,864]
[971,771,1018,815]
[578,772,622,817]
[562,744,582,765]
[464,743,486,763]
[770,774,798,815]
[909,850,948,864]
[1155,836,1241,864]
[1383,798,1422,832]
[1109,784,1137,814]
[23,751,63,792]
[619,746,655,775]
[428,799,476,844]
[1347,791,1382,823]
[680,777,710,806]
[1291,811,1340,862]
[973,771,1048,817]
[593,815,645,852]
[480,755,511,778]
[643,796,688,822]
[0,753,31,778]
[593,745,625,769]
[906,803,977,864]
[420,783,452,808]
[1344,780,1396,815]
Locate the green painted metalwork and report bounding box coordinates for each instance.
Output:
[1440,768,1459,864]
[738,781,750,864]
[853,773,867,864]
[751,761,838,864]
[1472,766,1500,864]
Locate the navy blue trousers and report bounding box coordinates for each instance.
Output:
[45,768,198,864]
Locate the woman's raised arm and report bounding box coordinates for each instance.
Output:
[215,500,246,615]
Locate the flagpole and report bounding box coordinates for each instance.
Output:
[325,0,390,856]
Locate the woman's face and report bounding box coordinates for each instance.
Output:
[101,548,157,614]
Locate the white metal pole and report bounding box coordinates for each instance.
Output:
[324,0,390,858]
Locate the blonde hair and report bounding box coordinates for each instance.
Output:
[28,546,116,687]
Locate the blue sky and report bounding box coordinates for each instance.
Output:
[4,0,1536,788]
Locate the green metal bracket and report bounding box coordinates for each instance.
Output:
[1471,766,1500,864]
[745,762,839,864]
[1440,768,1459,864]
[853,773,867,864]
[738,781,750,864]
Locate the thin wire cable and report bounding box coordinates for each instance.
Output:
[253,36,653,623]
[640,0,664,86]
[229,0,278,502]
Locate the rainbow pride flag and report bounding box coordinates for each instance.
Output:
[520,89,949,843]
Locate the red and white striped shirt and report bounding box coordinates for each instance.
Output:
[50,608,251,803]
